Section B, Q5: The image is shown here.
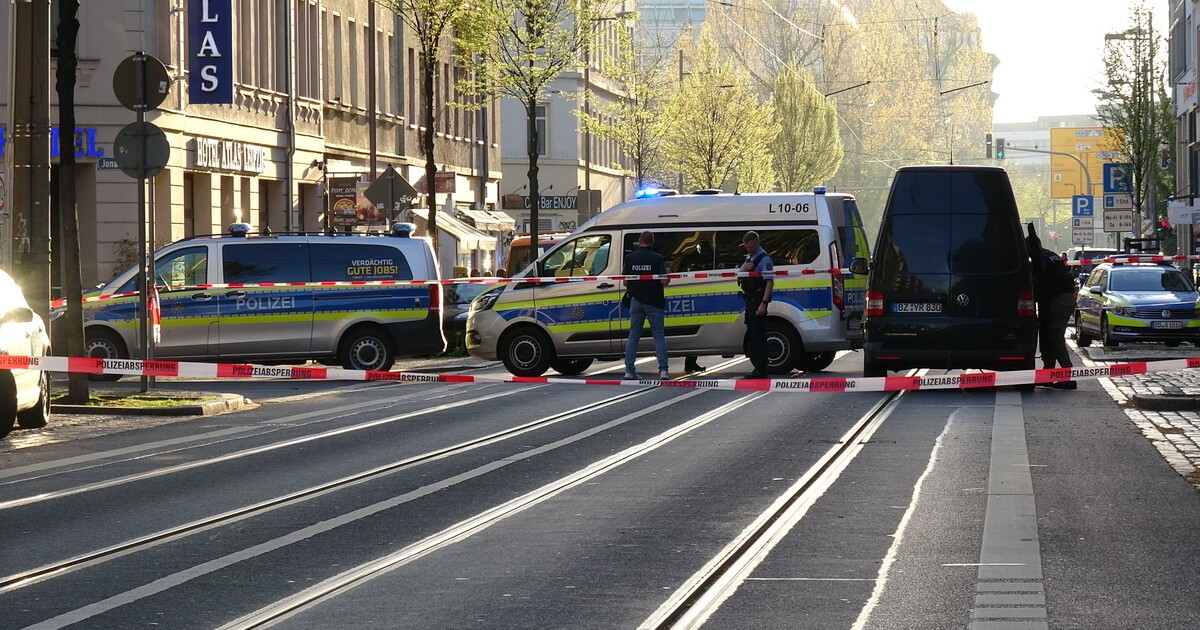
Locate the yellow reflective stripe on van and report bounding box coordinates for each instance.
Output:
[546,320,614,333]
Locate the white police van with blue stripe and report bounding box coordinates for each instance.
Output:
[467,189,870,376]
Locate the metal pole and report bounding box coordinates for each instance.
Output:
[135,52,150,392]
[368,1,378,178]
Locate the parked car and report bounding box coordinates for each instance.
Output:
[444,282,493,350]
[863,165,1037,376]
[1074,261,1200,347]
[0,269,51,439]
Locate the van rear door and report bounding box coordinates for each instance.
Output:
[872,214,952,354]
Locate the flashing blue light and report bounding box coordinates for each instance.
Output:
[636,188,661,198]
[813,186,827,195]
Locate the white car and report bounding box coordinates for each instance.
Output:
[0,269,51,439]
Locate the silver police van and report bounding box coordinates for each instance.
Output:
[75,224,444,377]
[467,190,870,376]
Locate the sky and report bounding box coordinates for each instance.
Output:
[940,0,1169,124]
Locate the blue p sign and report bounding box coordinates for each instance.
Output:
[1072,195,1094,217]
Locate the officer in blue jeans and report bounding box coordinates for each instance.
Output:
[624,231,671,380]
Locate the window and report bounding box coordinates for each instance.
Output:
[541,235,611,277]
[222,243,310,283]
[349,19,359,106]
[310,244,413,281]
[715,229,822,268]
[332,14,344,101]
[533,105,548,157]
[622,231,716,272]
[877,215,1020,275]
[120,246,209,293]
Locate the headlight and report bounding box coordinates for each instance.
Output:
[1112,306,1138,317]
[473,287,503,312]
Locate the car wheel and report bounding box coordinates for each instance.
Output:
[551,357,593,376]
[339,327,396,372]
[501,327,555,377]
[1073,313,1093,348]
[1101,314,1119,347]
[16,371,50,430]
[795,351,836,373]
[763,320,801,375]
[85,329,126,382]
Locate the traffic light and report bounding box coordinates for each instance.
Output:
[986,133,993,159]
[995,138,1006,160]
[1156,219,1173,236]
[1162,149,1172,168]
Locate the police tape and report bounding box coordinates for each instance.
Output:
[1064,254,1198,267]
[3,355,1197,393]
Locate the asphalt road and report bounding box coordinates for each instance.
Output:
[2,352,1199,629]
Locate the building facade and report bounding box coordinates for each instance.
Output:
[1170,0,1198,258]
[0,0,504,287]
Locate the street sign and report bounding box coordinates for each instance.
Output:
[363,165,419,218]
[1072,217,1094,229]
[97,157,119,170]
[1168,199,1198,225]
[1103,163,1133,193]
[1072,228,1095,246]
[1104,193,1133,210]
[113,121,171,179]
[1071,195,1094,217]
[1103,209,1136,233]
[112,53,171,112]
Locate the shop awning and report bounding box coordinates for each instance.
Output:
[411,207,497,250]
[459,208,517,232]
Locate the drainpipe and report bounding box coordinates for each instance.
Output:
[284,0,297,230]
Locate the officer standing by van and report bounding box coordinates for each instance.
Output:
[1027,225,1077,389]
[624,231,671,380]
[740,231,774,379]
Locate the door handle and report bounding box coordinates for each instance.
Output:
[224,290,247,299]
[597,283,615,289]
[191,293,214,301]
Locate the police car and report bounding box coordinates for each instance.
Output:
[467,189,870,376]
[71,223,445,377]
[1074,261,1200,347]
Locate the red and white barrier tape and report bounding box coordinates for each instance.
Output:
[1064,254,1198,267]
[3,355,1196,393]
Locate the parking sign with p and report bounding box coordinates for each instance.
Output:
[1072,195,1094,217]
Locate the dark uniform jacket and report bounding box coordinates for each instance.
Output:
[624,247,667,308]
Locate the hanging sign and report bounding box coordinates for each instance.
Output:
[189,0,234,104]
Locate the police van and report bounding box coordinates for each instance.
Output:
[75,223,444,377]
[466,190,870,376]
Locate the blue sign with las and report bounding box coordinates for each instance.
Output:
[1072,195,1094,217]
[189,0,233,105]
[1103,163,1133,194]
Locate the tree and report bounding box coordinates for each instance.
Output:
[55,0,88,402]
[383,0,482,250]
[659,25,779,191]
[772,62,842,190]
[458,0,618,252]
[1095,2,1172,230]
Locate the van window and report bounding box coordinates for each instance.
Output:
[714,229,821,268]
[831,198,868,265]
[878,215,1021,275]
[223,243,311,283]
[542,235,611,276]
[887,170,1016,216]
[310,244,414,281]
[622,231,716,272]
[121,246,209,292]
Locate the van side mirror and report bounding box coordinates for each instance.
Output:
[1,307,34,324]
[848,258,869,276]
[1089,286,1104,295]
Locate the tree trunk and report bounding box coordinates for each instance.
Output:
[55,0,88,403]
[421,52,439,253]
[527,96,540,264]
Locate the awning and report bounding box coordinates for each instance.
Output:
[411,207,497,250]
[459,208,517,232]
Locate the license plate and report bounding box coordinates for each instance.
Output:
[893,302,942,313]
[1152,320,1184,330]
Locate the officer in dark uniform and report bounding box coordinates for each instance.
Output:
[739,231,774,378]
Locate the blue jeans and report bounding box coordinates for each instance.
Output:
[625,298,668,374]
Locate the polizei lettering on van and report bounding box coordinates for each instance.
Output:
[236,296,297,310]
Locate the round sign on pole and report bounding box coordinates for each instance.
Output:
[113,122,171,179]
[113,53,172,112]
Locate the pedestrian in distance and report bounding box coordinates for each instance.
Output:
[739,231,774,379]
[623,231,671,380]
[1027,224,1077,389]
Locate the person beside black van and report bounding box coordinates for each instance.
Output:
[1027,225,1077,389]
[739,231,774,379]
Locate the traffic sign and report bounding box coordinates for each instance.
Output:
[363,165,419,218]
[1103,163,1133,193]
[1104,193,1133,210]
[1071,195,1094,217]
[113,121,171,179]
[1072,228,1095,246]
[1072,217,1094,229]
[1103,209,1136,233]
[113,53,171,112]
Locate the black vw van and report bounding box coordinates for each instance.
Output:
[862,166,1037,376]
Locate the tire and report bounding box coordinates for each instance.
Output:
[1073,313,1093,348]
[862,354,886,378]
[795,351,836,373]
[339,327,396,371]
[551,357,593,376]
[764,320,801,375]
[0,377,15,440]
[501,327,555,377]
[1101,314,1119,347]
[85,329,127,382]
[16,371,50,430]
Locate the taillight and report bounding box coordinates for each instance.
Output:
[1017,291,1035,317]
[866,290,884,318]
[429,285,442,312]
[830,243,845,312]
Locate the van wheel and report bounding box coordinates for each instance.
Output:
[862,354,886,378]
[551,357,592,376]
[765,320,800,375]
[1073,313,1093,348]
[502,327,555,377]
[0,377,14,440]
[795,351,836,373]
[85,330,126,382]
[340,327,396,372]
[1101,314,1119,347]
[16,371,50,429]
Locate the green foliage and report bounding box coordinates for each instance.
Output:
[772,62,842,190]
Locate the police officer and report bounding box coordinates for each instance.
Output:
[739,231,774,378]
[623,230,671,380]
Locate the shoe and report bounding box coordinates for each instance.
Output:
[623,373,639,380]
[741,372,768,380]
[659,370,671,380]
[1049,381,1078,390]
[684,359,705,373]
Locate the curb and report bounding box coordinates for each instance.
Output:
[52,393,251,417]
[1131,394,1200,412]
